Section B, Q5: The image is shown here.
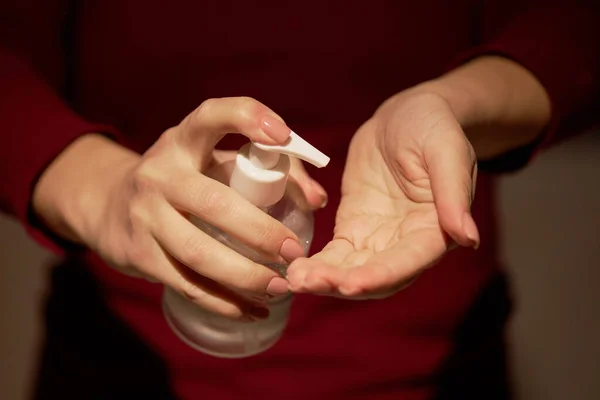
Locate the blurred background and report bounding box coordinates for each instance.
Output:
[0,130,598,400]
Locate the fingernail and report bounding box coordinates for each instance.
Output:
[280,238,305,262]
[310,179,328,208]
[261,115,291,144]
[462,212,480,249]
[266,277,290,296]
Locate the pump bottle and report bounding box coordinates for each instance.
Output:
[162,132,329,358]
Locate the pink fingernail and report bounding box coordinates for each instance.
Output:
[311,179,328,207]
[266,277,290,296]
[462,212,480,249]
[280,238,305,262]
[261,115,291,144]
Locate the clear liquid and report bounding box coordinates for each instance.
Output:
[162,177,314,358]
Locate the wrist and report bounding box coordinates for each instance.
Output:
[414,56,551,159]
[32,133,139,246]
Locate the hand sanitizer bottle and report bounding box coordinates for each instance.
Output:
[162,132,330,358]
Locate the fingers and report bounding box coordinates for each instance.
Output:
[164,96,321,258]
[289,228,446,299]
[287,239,352,294]
[177,97,292,166]
[160,260,271,321]
[150,198,287,297]
[121,194,273,319]
[422,109,479,248]
[288,158,328,209]
[163,169,305,263]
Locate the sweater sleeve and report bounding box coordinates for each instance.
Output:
[0,0,121,254]
[451,0,600,173]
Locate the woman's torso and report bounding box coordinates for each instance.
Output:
[36,1,510,399]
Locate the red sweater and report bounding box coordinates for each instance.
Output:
[1,1,599,399]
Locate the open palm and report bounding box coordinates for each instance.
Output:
[287,92,479,299]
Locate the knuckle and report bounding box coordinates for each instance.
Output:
[151,127,179,153]
[189,180,231,215]
[180,233,208,268]
[219,304,245,321]
[184,99,216,131]
[188,96,264,134]
[251,220,281,253]
[179,282,244,320]
[233,97,261,130]
[194,98,216,123]
[339,283,363,297]
[202,189,230,214]
[238,263,270,293]
[180,280,208,304]
[131,162,161,194]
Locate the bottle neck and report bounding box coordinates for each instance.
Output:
[230,144,290,207]
[249,144,280,169]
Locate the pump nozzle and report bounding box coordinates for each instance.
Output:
[250,132,330,169]
[230,131,330,207]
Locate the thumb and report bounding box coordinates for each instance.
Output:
[177,97,291,168]
[288,158,328,210]
[424,119,479,249]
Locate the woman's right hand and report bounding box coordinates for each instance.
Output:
[32,97,327,320]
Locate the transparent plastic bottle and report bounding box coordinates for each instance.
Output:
[162,133,329,358]
[163,182,313,358]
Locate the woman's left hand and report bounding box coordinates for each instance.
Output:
[287,88,480,299]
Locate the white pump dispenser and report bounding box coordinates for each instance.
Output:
[230,132,330,207]
[162,132,329,358]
